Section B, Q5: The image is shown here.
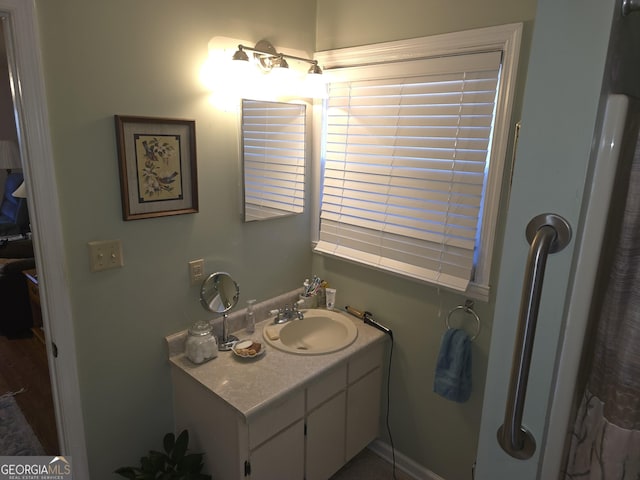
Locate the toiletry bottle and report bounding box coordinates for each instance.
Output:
[325,288,336,310]
[246,299,256,334]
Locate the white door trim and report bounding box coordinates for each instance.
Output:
[2,0,88,476]
[539,94,631,479]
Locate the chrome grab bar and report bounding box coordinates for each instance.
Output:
[497,213,571,459]
[622,0,640,16]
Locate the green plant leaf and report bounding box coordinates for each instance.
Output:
[163,432,176,455]
[171,430,189,463]
[113,466,138,479]
[140,456,154,473]
[191,473,212,480]
[115,430,210,480]
[148,451,169,472]
[177,453,204,473]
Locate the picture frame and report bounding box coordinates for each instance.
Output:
[114,115,199,221]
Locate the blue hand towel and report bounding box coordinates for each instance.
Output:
[433,328,472,402]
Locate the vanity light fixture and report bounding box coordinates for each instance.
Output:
[232,40,322,77]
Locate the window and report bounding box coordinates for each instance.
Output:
[313,24,522,299]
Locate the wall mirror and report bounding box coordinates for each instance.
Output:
[241,99,306,222]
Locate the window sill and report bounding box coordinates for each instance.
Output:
[311,246,490,302]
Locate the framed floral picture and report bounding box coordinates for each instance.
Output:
[114,115,198,220]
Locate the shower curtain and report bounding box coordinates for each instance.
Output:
[564,132,640,478]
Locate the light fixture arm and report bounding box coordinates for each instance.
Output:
[236,41,320,70]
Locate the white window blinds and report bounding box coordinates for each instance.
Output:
[314,51,502,291]
[242,99,306,221]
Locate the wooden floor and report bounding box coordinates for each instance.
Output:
[0,331,59,455]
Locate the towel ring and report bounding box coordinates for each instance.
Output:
[446,300,481,341]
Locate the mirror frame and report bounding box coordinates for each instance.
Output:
[200,271,240,350]
[200,271,240,314]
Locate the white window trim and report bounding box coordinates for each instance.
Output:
[311,23,522,301]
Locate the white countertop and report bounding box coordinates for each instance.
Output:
[166,309,387,421]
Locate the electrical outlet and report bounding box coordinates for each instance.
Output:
[88,240,124,272]
[189,259,205,285]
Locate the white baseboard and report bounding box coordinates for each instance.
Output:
[368,439,446,480]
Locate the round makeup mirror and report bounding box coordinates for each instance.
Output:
[200,272,240,350]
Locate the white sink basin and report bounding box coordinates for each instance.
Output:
[263,309,358,355]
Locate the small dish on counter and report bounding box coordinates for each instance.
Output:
[232,340,265,359]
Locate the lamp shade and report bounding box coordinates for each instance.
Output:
[12,180,26,198]
[0,140,21,169]
[304,71,328,99]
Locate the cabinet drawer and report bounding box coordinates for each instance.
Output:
[348,342,384,384]
[307,364,346,411]
[249,389,304,449]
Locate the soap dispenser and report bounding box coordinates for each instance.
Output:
[245,299,256,334]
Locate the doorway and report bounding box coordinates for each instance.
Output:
[0,2,88,476]
[0,18,59,455]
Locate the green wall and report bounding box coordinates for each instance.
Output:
[35,1,315,478]
[314,1,537,479]
[33,0,537,479]
[316,0,536,51]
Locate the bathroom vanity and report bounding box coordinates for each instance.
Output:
[166,309,387,480]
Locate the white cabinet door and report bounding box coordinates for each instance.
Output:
[346,367,382,460]
[306,392,347,480]
[250,420,305,480]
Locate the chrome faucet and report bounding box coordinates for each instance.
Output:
[271,302,304,324]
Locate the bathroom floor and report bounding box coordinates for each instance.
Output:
[330,448,414,480]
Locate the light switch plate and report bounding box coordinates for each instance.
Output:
[88,240,124,272]
[189,259,205,285]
